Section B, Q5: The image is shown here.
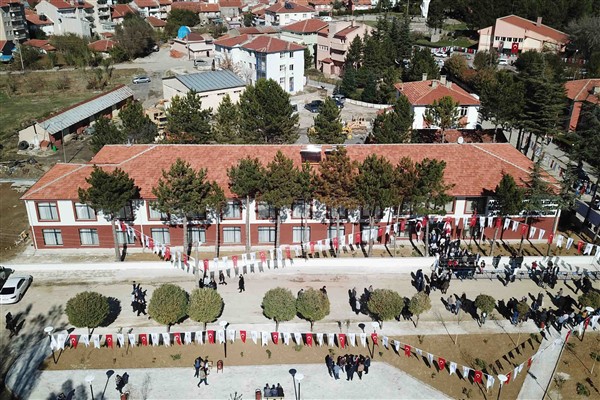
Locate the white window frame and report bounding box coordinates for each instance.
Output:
[42,229,63,246]
[79,228,99,246]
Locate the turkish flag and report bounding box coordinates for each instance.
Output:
[305,333,313,347]
[354,232,361,244]
[272,332,279,344]
[120,220,127,232]
[174,333,182,345]
[548,233,554,244]
[207,330,215,344]
[511,41,519,54]
[527,357,533,368]
[371,333,378,345]
[240,330,247,343]
[164,247,171,261]
[565,330,572,343]
[400,219,406,232]
[259,251,266,263]
[578,241,584,254]
[69,335,78,349]
[285,246,291,259]
[505,371,512,385]
[438,357,446,371]
[474,370,483,383]
[183,253,188,266]
[310,241,315,254]
[495,217,502,229]
[232,255,238,267]
[470,215,477,227]
[520,224,528,236]
[404,344,411,357]
[338,333,346,349]
[332,237,339,250]
[203,259,209,270]
[149,238,154,250]
[140,334,148,346]
[106,334,113,348]
[377,227,383,240]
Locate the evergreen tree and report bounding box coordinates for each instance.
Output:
[339,67,357,97]
[227,157,265,252]
[188,288,224,330]
[212,94,241,143]
[345,36,363,68]
[426,0,445,32]
[65,291,110,334]
[367,289,403,328]
[304,48,314,70]
[296,288,330,331]
[311,97,344,144]
[480,70,525,141]
[148,283,188,332]
[408,292,431,327]
[90,116,126,153]
[424,96,460,143]
[377,67,400,104]
[206,181,228,257]
[397,14,413,61]
[371,96,413,143]
[151,159,212,270]
[354,155,396,256]
[295,162,315,254]
[165,9,200,37]
[238,78,299,143]
[361,72,378,103]
[114,14,156,59]
[262,287,297,330]
[78,166,140,261]
[119,100,158,144]
[406,48,440,81]
[165,91,213,144]
[491,173,523,256]
[313,147,358,256]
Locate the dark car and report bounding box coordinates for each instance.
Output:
[304,100,324,113]
[333,98,344,109]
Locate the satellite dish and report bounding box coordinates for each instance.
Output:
[457,136,464,144]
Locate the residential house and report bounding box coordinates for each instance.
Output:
[25,9,55,37]
[21,143,558,250]
[228,25,279,36]
[308,0,332,12]
[219,0,242,18]
[110,3,135,24]
[162,69,246,111]
[86,0,113,33]
[0,0,28,42]
[171,32,214,59]
[316,20,369,77]
[146,15,166,31]
[264,1,316,27]
[280,18,327,61]
[18,85,134,149]
[35,0,94,37]
[131,0,167,20]
[347,0,371,11]
[157,0,171,19]
[88,38,115,56]
[214,34,305,93]
[23,38,56,53]
[477,15,569,55]
[394,75,481,130]
[564,78,600,131]
[170,1,220,25]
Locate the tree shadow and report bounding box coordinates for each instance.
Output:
[100,297,122,327]
[45,379,88,400]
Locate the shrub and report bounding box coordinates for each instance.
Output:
[367,289,404,328]
[188,288,224,330]
[262,287,296,330]
[579,291,600,310]
[474,294,496,314]
[296,288,330,331]
[576,382,590,397]
[65,291,110,334]
[148,284,188,331]
[408,292,432,327]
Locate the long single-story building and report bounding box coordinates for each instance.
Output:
[22,143,558,250]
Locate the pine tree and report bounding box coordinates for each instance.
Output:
[480,71,525,141]
[227,157,265,252]
[371,96,413,143]
[406,48,440,82]
[119,100,158,144]
[311,97,344,144]
[340,67,357,97]
[424,96,460,143]
[78,166,140,261]
[206,181,228,257]
[397,14,413,61]
[90,116,126,153]
[165,90,213,144]
[238,78,299,143]
[361,71,378,103]
[345,36,363,68]
[491,173,523,256]
[304,48,313,70]
[212,94,241,143]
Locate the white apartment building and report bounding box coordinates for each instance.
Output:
[0,0,28,41]
[86,0,114,33]
[35,0,94,37]
[264,1,316,27]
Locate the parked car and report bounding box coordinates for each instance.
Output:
[0,275,33,304]
[333,98,344,109]
[498,58,508,66]
[332,94,346,104]
[132,76,151,84]
[304,100,324,113]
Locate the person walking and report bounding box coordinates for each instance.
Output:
[197,368,209,386]
[115,375,124,393]
[219,271,227,285]
[238,275,245,293]
[194,357,202,378]
[5,312,14,334]
[325,354,334,378]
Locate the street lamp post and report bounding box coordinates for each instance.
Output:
[219,320,228,358]
[44,326,56,364]
[295,373,304,400]
[85,374,95,400]
[289,369,297,400]
[497,374,507,400]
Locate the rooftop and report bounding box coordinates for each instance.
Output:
[25,9,54,25]
[497,15,568,44]
[23,39,56,52]
[171,2,220,12]
[234,26,279,35]
[281,18,328,34]
[45,0,93,9]
[22,143,552,201]
[564,79,600,104]
[88,39,116,52]
[333,24,360,38]
[133,0,159,8]
[265,1,315,13]
[241,35,305,53]
[219,0,243,8]
[146,16,167,27]
[395,79,480,106]
[111,4,136,18]
[170,69,246,93]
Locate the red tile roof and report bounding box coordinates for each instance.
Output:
[333,25,359,38]
[565,79,600,104]
[321,57,332,63]
[282,18,327,33]
[25,9,54,25]
[88,39,116,52]
[214,33,251,48]
[499,15,568,44]
[309,0,332,5]
[0,40,8,52]
[235,26,279,35]
[395,80,480,106]
[23,39,56,51]
[157,0,171,5]
[101,32,115,38]
[146,15,167,27]
[171,2,220,12]
[252,8,265,16]
[133,0,159,8]
[266,1,315,13]
[48,0,93,9]
[242,35,305,53]
[112,4,136,18]
[22,143,556,201]
[0,0,21,6]
[219,0,242,8]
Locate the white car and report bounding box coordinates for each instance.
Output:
[0,275,33,304]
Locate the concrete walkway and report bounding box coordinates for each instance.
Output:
[517,329,568,400]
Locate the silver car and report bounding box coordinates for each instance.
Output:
[0,275,33,304]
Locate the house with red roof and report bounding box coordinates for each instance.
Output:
[88,38,115,55]
[0,0,28,42]
[280,19,327,67]
[171,32,215,59]
[564,79,600,131]
[308,0,333,12]
[347,0,372,11]
[20,143,558,250]
[23,38,56,53]
[219,0,242,18]
[478,15,569,55]
[146,15,166,30]
[264,1,316,26]
[35,0,94,37]
[171,2,220,24]
[214,34,305,93]
[395,75,481,130]
[110,4,136,24]
[25,9,54,38]
[316,20,370,77]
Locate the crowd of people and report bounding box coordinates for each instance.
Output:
[193,356,211,386]
[325,353,371,381]
[263,383,284,397]
[131,282,147,317]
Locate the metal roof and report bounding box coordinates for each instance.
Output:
[39,85,134,135]
[175,70,246,93]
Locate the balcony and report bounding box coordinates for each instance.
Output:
[98,9,110,16]
[10,13,23,22]
[9,6,21,12]
[11,22,25,30]
[330,51,345,63]
[329,41,347,52]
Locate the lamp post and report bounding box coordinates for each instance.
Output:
[497,374,507,400]
[85,374,95,400]
[295,373,304,400]
[289,368,297,400]
[219,320,228,358]
[44,326,56,364]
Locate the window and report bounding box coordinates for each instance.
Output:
[292,200,311,219]
[79,228,99,246]
[293,226,310,243]
[117,231,135,244]
[223,200,241,219]
[302,13,307,18]
[459,107,468,117]
[280,52,285,58]
[444,200,455,213]
[188,210,207,221]
[151,228,170,244]
[518,38,523,42]
[74,203,95,220]
[289,64,294,71]
[289,77,294,92]
[279,77,285,85]
[257,202,276,219]
[360,207,383,219]
[465,197,487,214]
[258,227,276,243]
[327,226,345,239]
[289,52,293,58]
[37,202,59,221]
[116,202,134,220]
[42,229,63,246]
[329,206,348,219]
[280,64,286,72]
[223,227,241,243]
[494,36,500,41]
[501,37,506,41]
[148,202,167,220]
[189,227,206,244]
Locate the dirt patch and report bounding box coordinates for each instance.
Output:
[551,332,600,399]
[43,332,540,399]
[0,183,30,262]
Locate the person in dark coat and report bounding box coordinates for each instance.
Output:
[325,354,334,377]
[238,275,245,293]
[364,355,371,374]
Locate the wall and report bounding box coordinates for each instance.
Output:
[162,77,245,110]
[279,31,318,56]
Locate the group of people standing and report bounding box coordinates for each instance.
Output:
[194,356,210,387]
[131,282,147,317]
[325,354,371,381]
[263,383,284,397]
[348,285,374,315]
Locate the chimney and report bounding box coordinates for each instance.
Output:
[440,75,446,85]
[446,81,452,88]
[422,73,427,81]
[431,80,438,88]
[592,86,600,95]
[536,17,542,26]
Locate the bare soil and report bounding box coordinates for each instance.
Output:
[552,332,600,399]
[43,332,540,400]
[0,183,30,262]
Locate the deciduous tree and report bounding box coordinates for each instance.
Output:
[262,287,297,330]
[114,13,156,59]
[148,283,189,332]
[311,97,344,144]
[296,288,330,331]
[65,291,110,334]
[408,292,431,327]
[188,288,224,330]
[367,289,404,328]
[165,9,200,37]
[474,294,496,315]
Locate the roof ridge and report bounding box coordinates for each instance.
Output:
[22,164,88,199]
[103,144,158,167]
[471,144,532,176]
